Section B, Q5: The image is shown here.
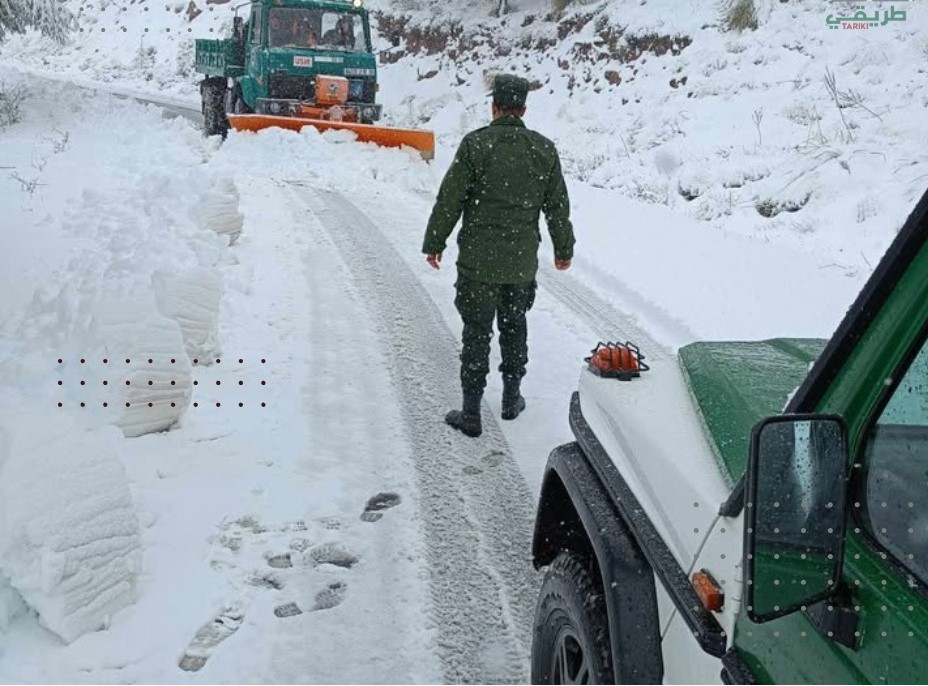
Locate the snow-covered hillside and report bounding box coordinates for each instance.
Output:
[4,0,926,340]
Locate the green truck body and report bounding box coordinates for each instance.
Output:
[194,38,245,79]
[194,0,381,135]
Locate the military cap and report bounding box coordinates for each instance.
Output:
[492,74,530,108]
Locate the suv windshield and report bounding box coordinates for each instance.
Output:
[267,8,367,52]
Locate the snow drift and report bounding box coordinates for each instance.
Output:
[200,177,245,246]
[0,411,142,643]
[86,291,194,437]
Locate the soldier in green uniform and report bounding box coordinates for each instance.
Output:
[422,74,575,438]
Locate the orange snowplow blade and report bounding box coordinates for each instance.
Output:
[227,114,435,160]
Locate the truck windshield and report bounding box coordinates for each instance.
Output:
[267,8,367,52]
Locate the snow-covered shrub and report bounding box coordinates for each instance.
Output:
[693,187,739,221]
[0,0,75,41]
[784,101,823,127]
[725,38,747,54]
[131,42,158,82]
[0,81,26,128]
[0,411,142,643]
[175,37,196,78]
[629,177,671,206]
[722,0,758,32]
[677,170,710,201]
[754,191,811,218]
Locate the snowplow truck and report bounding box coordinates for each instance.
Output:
[195,0,434,159]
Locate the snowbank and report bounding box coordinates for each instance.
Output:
[0,410,142,643]
[154,267,223,360]
[0,72,240,644]
[85,292,195,437]
[200,177,245,246]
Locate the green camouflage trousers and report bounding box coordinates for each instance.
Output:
[454,274,538,395]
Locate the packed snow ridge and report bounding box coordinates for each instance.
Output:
[0,80,248,642]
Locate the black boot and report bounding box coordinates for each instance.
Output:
[445,392,483,437]
[501,377,526,421]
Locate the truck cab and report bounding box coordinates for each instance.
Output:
[196,0,381,136]
[530,187,928,684]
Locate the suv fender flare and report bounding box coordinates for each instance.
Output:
[533,442,664,684]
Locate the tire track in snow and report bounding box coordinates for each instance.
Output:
[288,183,540,684]
[536,268,675,363]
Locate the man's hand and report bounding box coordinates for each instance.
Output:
[426,253,443,270]
[555,258,572,271]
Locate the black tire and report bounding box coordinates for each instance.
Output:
[531,551,614,685]
[200,77,229,137]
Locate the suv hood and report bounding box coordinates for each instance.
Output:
[679,338,826,485]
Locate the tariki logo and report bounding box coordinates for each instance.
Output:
[826,2,911,29]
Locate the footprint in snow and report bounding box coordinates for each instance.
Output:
[312,582,347,611]
[274,583,346,616]
[289,537,312,553]
[309,542,359,569]
[360,492,402,522]
[267,553,293,569]
[247,572,284,590]
[317,516,343,531]
[274,602,303,618]
[462,450,507,476]
[178,607,244,672]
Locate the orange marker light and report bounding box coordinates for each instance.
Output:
[692,570,724,612]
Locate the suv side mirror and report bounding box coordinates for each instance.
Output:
[744,415,849,622]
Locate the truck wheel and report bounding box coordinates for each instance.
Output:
[531,552,614,685]
[201,77,228,138]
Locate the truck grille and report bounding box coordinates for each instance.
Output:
[268,73,316,101]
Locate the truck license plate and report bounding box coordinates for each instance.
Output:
[293,56,313,67]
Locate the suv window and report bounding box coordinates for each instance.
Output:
[861,337,928,584]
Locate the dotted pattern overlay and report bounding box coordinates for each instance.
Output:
[56,357,268,408]
[73,1,228,36]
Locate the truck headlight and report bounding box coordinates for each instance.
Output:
[269,101,282,114]
[361,106,375,121]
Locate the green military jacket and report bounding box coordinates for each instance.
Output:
[422,116,575,284]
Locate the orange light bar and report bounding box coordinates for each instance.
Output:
[691,570,724,612]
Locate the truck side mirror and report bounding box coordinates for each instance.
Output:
[233,15,245,41]
[744,415,849,623]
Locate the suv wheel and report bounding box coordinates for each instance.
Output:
[531,551,614,685]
